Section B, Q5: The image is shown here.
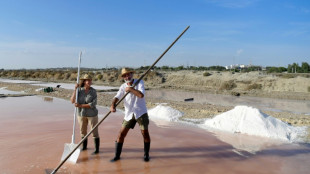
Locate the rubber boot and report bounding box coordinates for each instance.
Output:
[144,142,150,162]
[92,137,100,154]
[81,137,88,151]
[110,141,123,162]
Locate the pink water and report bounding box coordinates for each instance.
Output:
[0,96,310,174]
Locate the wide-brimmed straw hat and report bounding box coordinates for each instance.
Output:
[121,68,135,77]
[80,74,92,80]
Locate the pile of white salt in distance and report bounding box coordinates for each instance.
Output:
[204,105,307,142]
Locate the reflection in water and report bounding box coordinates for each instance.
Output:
[116,161,124,174]
[144,162,150,173]
[43,97,54,102]
[150,118,181,128]
[206,129,283,155]
[154,118,284,155]
[146,90,310,114]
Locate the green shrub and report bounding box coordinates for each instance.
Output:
[203,72,212,77]
[220,80,236,90]
[96,74,103,80]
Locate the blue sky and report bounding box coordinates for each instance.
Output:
[0,0,309,69]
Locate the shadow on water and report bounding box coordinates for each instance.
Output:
[75,143,310,167]
[257,143,310,157]
[43,96,54,102]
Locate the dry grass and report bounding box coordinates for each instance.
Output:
[236,80,252,84]
[245,83,262,90]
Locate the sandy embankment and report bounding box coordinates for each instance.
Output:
[0,79,309,128]
[153,71,310,100]
[1,70,310,128]
[1,70,310,100]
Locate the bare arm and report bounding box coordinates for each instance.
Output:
[110,97,119,112]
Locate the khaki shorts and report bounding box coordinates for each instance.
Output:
[122,113,149,130]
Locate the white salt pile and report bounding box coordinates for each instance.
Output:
[204,105,306,142]
[148,104,184,122]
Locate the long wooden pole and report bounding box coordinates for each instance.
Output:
[72,51,82,144]
[50,25,190,174]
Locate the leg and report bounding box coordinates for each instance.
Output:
[117,114,135,143]
[141,130,151,143]
[78,116,88,137]
[111,116,135,162]
[89,116,100,154]
[77,116,88,150]
[92,137,100,154]
[117,127,130,143]
[89,116,99,138]
[137,113,151,162]
[111,127,129,162]
[141,130,151,162]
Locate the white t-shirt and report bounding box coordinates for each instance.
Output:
[114,79,148,121]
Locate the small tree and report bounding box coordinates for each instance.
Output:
[288,63,300,73]
[161,66,170,71]
[176,66,184,71]
[301,62,310,73]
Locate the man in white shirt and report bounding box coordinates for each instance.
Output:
[110,68,151,162]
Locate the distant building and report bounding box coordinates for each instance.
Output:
[225,64,245,70]
[225,64,263,71]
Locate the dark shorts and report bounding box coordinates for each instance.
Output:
[122,113,149,130]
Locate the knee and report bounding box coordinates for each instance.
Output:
[119,132,127,139]
[142,131,151,141]
[118,131,128,141]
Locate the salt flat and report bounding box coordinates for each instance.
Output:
[1,95,310,174]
